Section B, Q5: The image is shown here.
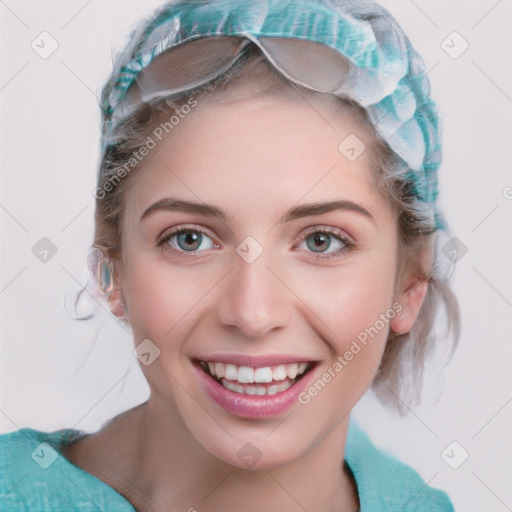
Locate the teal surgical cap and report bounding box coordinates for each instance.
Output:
[100,0,445,229]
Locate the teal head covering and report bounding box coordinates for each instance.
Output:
[100,0,444,229]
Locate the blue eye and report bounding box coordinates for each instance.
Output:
[306,232,334,253]
[298,228,353,259]
[158,228,217,253]
[158,226,354,260]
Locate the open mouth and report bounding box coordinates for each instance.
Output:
[196,359,315,396]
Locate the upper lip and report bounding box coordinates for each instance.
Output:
[192,353,318,367]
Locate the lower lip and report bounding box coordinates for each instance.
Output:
[194,363,316,419]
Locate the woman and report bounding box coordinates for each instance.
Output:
[1,1,460,510]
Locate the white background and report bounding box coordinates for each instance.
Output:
[1,1,511,511]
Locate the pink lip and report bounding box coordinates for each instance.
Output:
[192,353,316,367]
[193,360,317,419]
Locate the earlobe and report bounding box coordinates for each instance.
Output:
[390,279,429,335]
[108,288,128,319]
[97,256,129,320]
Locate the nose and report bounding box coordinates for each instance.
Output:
[217,255,293,339]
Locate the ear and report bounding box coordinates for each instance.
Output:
[107,260,129,321]
[390,276,429,335]
[390,236,435,335]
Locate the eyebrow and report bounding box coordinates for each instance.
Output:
[140,197,375,224]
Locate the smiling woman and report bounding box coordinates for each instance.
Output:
[1,1,461,511]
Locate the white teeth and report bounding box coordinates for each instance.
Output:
[267,381,293,395]
[286,363,299,379]
[223,381,244,393]
[254,367,273,383]
[203,360,311,383]
[224,364,238,380]
[214,362,225,378]
[222,380,234,391]
[267,384,279,395]
[272,365,287,381]
[237,366,254,383]
[222,380,293,395]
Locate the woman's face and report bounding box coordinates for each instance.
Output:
[117,92,407,469]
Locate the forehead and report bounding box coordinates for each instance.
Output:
[124,92,385,220]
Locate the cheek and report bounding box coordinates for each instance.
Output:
[337,273,393,338]
[294,256,396,355]
[121,254,212,343]
[293,264,396,426]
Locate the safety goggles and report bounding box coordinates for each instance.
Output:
[132,35,355,102]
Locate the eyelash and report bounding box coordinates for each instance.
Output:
[156,225,355,260]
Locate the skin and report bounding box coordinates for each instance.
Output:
[65,91,429,512]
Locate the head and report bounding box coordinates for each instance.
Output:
[87,0,460,469]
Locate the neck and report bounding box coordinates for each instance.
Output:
[78,399,359,512]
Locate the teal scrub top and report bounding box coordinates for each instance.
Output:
[0,419,454,511]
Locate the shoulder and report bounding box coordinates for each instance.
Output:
[0,427,135,511]
[345,420,455,512]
